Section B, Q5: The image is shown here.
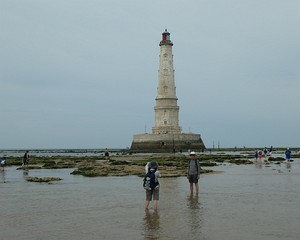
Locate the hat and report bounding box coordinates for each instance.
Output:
[149,161,158,169]
[190,151,196,155]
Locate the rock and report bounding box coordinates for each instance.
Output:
[109,160,130,165]
[268,157,285,162]
[228,159,253,165]
[8,153,261,178]
[200,162,217,166]
[17,166,42,170]
[26,176,62,182]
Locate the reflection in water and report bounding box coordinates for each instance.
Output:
[254,161,263,169]
[0,169,6,183]
[22,170,29,180]
[187,194,200,209]
[286,162,291,170]
[186,194,202,235]
[143,210,160,239]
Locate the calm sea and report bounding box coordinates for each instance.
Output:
[1,158,299,240]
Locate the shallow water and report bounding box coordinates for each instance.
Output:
[1,159,300,240]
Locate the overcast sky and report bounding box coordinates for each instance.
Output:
[1,0,299,150]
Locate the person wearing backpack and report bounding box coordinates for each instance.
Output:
[143,161,161,210]
[187,152,201,195]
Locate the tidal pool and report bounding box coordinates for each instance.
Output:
[0,159,299,240]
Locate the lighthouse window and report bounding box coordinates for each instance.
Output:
[164,120,167,125]
[163,53,168,58]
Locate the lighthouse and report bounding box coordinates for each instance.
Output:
[152,29,181,134]
[130,30,205,153]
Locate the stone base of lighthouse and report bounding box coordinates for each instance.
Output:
[130,133,205,153]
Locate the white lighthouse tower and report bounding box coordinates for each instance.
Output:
[130,30,205,152]
[152,29,181,134]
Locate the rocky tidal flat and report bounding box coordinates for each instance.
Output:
[4,152,290,179]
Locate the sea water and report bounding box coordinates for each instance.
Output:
[0,159,299,240]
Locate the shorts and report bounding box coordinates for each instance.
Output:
[286,155,291,160]
[188,174,199,184]
[145,188,159,201]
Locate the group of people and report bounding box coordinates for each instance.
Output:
[144,151,201,210]
[254,147,297,162]
[254,146,273,162]
[3,148,298,211]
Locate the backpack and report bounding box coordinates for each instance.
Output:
[143,170,159,190]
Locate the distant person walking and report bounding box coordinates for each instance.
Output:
[187,151,201,195]
[104,148,110,160]
[269,146,273,157]
[23,151,29,166]
[143,161,161,210]
[258,150,263,161]
[1,158,6,170]
[285,148,292,162]
[254,150,258,161]
[263,147,268,159]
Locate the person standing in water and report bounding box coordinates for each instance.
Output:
[23,151,29,166]
[187,152,201,195]
[0,157,6,170]
[254,150,259,161]
[285,148,292,162]
[269,146,273,157]
[104,148,110,160]
[144,161,161,210]
[258,150,263,161]
[263,147,268,160]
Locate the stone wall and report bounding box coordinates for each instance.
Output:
[130,133,205,153]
